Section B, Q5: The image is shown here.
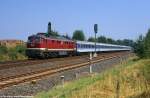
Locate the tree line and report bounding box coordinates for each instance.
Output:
[72,30,135,46]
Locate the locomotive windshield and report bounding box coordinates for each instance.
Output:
[27,36,41,43]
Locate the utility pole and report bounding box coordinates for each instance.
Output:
[94,24,98,57]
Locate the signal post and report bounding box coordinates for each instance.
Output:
[93,24,98,57]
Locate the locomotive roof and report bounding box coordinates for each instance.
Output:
[29,33,74,42]
[47,36,73,42]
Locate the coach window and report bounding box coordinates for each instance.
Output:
[80,44,82,48]
[79,44,81,48]
[87,45,89,48]
[90,45,91,48]
[82,44,84,48]
[87,45,88,48]
[81,44,83,48]
[78,44,80,48]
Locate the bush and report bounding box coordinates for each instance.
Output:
[15,45,26,55]
[142,60,150,81]
[0,45,27,61]
[0,45,8,54]
[8,48,17,60]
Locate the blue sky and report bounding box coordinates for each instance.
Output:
[0,0,150,41]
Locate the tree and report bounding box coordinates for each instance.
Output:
[144,29,150,58]
[134,35,145,58]
[106,38,116,44]
[97,36,107,43]
[88,37,96,42]
[72,30,85,41]
[116,40,123,45]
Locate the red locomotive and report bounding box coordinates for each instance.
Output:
[26,33,76,58]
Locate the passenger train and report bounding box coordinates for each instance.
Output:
[26,32,131,58]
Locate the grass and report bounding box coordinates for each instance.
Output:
[35,57,150,98]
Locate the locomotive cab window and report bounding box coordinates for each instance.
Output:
[34,37,41,43]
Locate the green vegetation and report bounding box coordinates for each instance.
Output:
[35,58,150,98]
[87,28,150,59]
[134,35,145,58]
[135,29,150,58]
[88,36,135,46]
[144,29,150,58]
[0,45,27,62]
[72,30,85,41]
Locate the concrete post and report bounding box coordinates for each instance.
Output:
[75,72,79,79]
[60,75,65,87]
[89,53,93,73]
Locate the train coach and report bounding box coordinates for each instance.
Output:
[76,41,131,53]
[26,33,131,58]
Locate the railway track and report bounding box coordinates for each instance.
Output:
[0,52,125,80]
[0,52,120,70]
[0,55,88,70]
[0,52,129,89]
